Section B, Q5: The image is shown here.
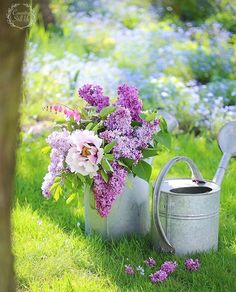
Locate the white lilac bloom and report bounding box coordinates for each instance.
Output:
[136,266,145,276]
[66,130,104,177]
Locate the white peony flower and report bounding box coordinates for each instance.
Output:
[66,130,104,177]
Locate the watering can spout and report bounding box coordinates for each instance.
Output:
[213,121,236,186]
[213,153,231,186]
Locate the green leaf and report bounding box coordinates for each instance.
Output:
[77,173,85,183]
[154,131,171,149]
[80,108,89,119]
[131,121,142,127]
[140,111,158,122]
[104,154,115,161]
[132,160,152,182]
[142,148,159,158]
[54,177,61,183]
[101,169,109,183]
[99,106,116,118]
[41,146,51,154]
[92,122,102,133]
[85,176,93,188]
[118,158,134,172]
[85,122,94,130]
[50,182,59,193]
[104,141,116,153]
[101,158,113,172]
[66,193,76,204]
[159,116,168,133]
[53,185,62,201]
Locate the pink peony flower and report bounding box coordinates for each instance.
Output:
[66,130,103,177]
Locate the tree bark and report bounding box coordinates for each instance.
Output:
[0,0,27,291]
[37,0,55,29]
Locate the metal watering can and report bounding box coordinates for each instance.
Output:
[152,122,236,255]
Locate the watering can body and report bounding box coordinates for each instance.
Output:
[152,178,220,255]
[152,122,236,255]
[152,156,221,255]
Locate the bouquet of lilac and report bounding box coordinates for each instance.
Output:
[42,84,170,217]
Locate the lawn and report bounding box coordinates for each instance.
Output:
[14,133,236,291]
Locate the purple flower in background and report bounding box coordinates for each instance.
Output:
[105,107,132,134]
[150,270,168,283]
[93,161,128,217]
[125,265,135,275]
[144,257,156,267]
[78,84,109,112]
[185,259,200,271]
[117,84,142,121]
[161,261,177,274]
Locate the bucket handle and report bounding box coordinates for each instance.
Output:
[153,156,205,253]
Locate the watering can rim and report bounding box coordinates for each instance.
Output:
[161,178,220,195]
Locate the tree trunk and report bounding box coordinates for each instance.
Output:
[0,0,27,291]
[38,0,55,29]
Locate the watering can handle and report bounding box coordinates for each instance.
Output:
[153,156,205,253]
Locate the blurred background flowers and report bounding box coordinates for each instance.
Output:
[23,0,236,135]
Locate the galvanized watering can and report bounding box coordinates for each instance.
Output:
[152,121,236,255]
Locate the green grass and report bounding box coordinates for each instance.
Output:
[14,133,236,291]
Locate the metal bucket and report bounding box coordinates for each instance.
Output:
[152,156,220,255]
[84,175,150,239]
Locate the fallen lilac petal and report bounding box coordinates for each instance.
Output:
[125,264,135,275]
[150,270,168,283]
[160,261,177,274]
[144,257,156,267]
[185,258,200,271]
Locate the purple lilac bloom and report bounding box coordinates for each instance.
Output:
[105,107,132,134]
[117,84,142,121]
[134,120,160,148]
[48,149,64,174]
[99,129,122,144]
[185,259,200,271]
[93,161,128,217]
[101,114,159,162]
[78,84,109,112]
[42,172,56,198]
[150,270,168,283]
[124,265,135,275]
[42,130,71,198]
[160,261,177,274]
[47,130,71,155]
[112,135,143,162]
[144,257,156,267]
[100,130,142,161]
